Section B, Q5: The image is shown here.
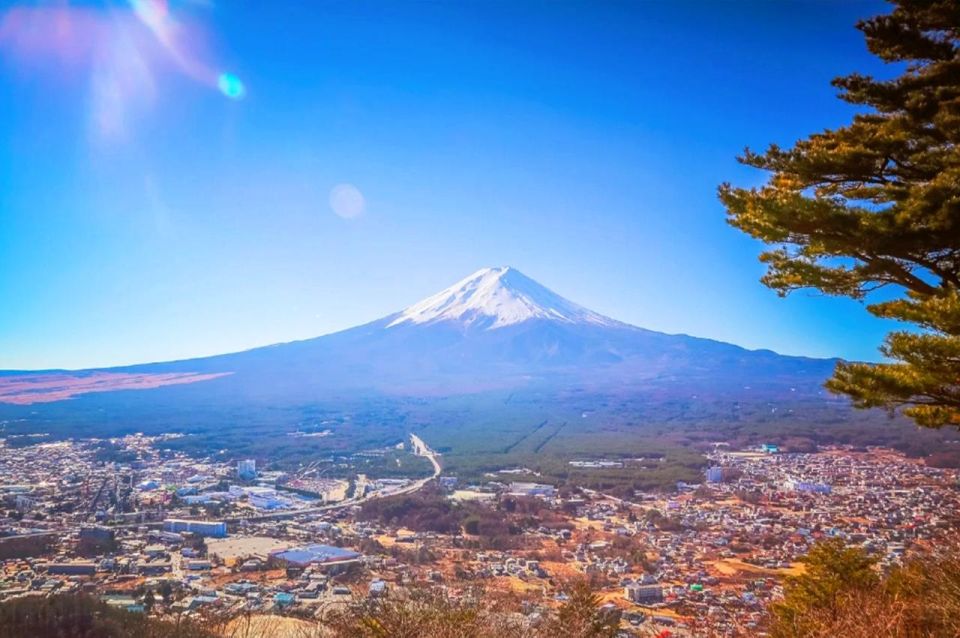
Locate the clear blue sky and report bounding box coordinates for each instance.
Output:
[0,0,894,370]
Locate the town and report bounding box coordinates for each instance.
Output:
[0,431,956,636]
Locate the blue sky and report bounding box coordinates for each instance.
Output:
[0,0,894,370]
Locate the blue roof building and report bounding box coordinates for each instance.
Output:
[271,544,361,567]
[274,592,295,608]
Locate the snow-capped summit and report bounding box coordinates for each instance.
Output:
[387,266,622,330]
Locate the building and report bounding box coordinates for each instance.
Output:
[507,482,556,497]
[79,526,115,554]
[229,485,293,510]
[761,444,780,454]
[46,562,97,576]
[274,592,295,609]
[705,466,723,483]
[251,491,292,510]
[569,460,624,468]
[101,596,144,614]
[163,519,227,538]
[451,489,497,503]
[136,561,173,575]
[624,583,664,605]
[238,459,257,480]
[270,544,361,568]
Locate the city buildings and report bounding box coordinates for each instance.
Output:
[0,433,956,637]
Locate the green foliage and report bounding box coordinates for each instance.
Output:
[93,440,139,464]
[767,542,960,638]
[542,580,621,638]
[0,594,214,638]
[770,539,878,637]
[0,533,55,560]
[720,0,960,428]
[325,583,620,638]
[357,485,464,534]
[6,384,956,487]
[880,545,960,636]
[324,587,530,638]
[462,515,483,536]
[357,485,523,548]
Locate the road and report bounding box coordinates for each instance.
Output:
[409,433,441,476]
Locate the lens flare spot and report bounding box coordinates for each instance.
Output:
[217,72,245,99]
[329,183,366,219]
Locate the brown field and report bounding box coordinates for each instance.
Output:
[0,371,230,404]
[708,559,805,578]
[224,614,318,638]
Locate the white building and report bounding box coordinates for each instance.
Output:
[625,583,663,604]
[229,485,293,510]
[507,482,555,497]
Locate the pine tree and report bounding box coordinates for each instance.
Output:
[543,580,620,638]
[719,0,960,428]
[769,539,878,638]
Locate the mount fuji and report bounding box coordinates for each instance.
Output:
[387,267,622,331]
[0,267,838,405]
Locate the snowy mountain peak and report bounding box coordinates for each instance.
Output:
[387,267,622,330]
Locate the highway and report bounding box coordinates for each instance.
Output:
[409,433,442,476]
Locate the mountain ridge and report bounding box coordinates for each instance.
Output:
[0,267,839,404]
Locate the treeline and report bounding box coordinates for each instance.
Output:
[0,595,215,638]
[356,486,559,549]
[324,580,620,638]
[0,581,622,638]
[762,540,960,638]
[6,386,954,482]
[357,485,464,534]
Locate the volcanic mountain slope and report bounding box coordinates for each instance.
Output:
[0,267,837,404]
